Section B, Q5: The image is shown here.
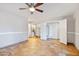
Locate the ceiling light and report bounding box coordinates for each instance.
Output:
[29,7,35,12]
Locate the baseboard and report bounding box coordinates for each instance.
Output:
[67,42,75,46]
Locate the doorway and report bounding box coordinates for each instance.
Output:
[47,22,59,40]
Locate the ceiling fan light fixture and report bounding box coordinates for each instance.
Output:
[29,7,35,12]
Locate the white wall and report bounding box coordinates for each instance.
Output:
[59,19,67,44]
[66,10,79,50]
[0,10,28,48]
[40,23,48,40]
[74,10,79,50]
[67,15,75,44]
[28,23,32,37]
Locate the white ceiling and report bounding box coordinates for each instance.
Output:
[0,3,79,24]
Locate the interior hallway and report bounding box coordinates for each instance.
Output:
[0,36,79,56]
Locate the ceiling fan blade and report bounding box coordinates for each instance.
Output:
[19,8,26,10]
[34,3,43,7]
[30,3,34,6]
[35,9,43,13]
[25,3,31,7]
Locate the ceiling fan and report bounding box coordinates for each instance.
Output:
[19,3,43,14]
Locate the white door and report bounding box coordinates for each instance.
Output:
[48,23,59,39]
[59,19,67,44]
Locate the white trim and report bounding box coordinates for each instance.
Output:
[67,32,79,35]
[75,32,79,35]
[0,32,27,35]
[67,32,75,34]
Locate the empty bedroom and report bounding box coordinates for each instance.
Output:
[0,3,79,56]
